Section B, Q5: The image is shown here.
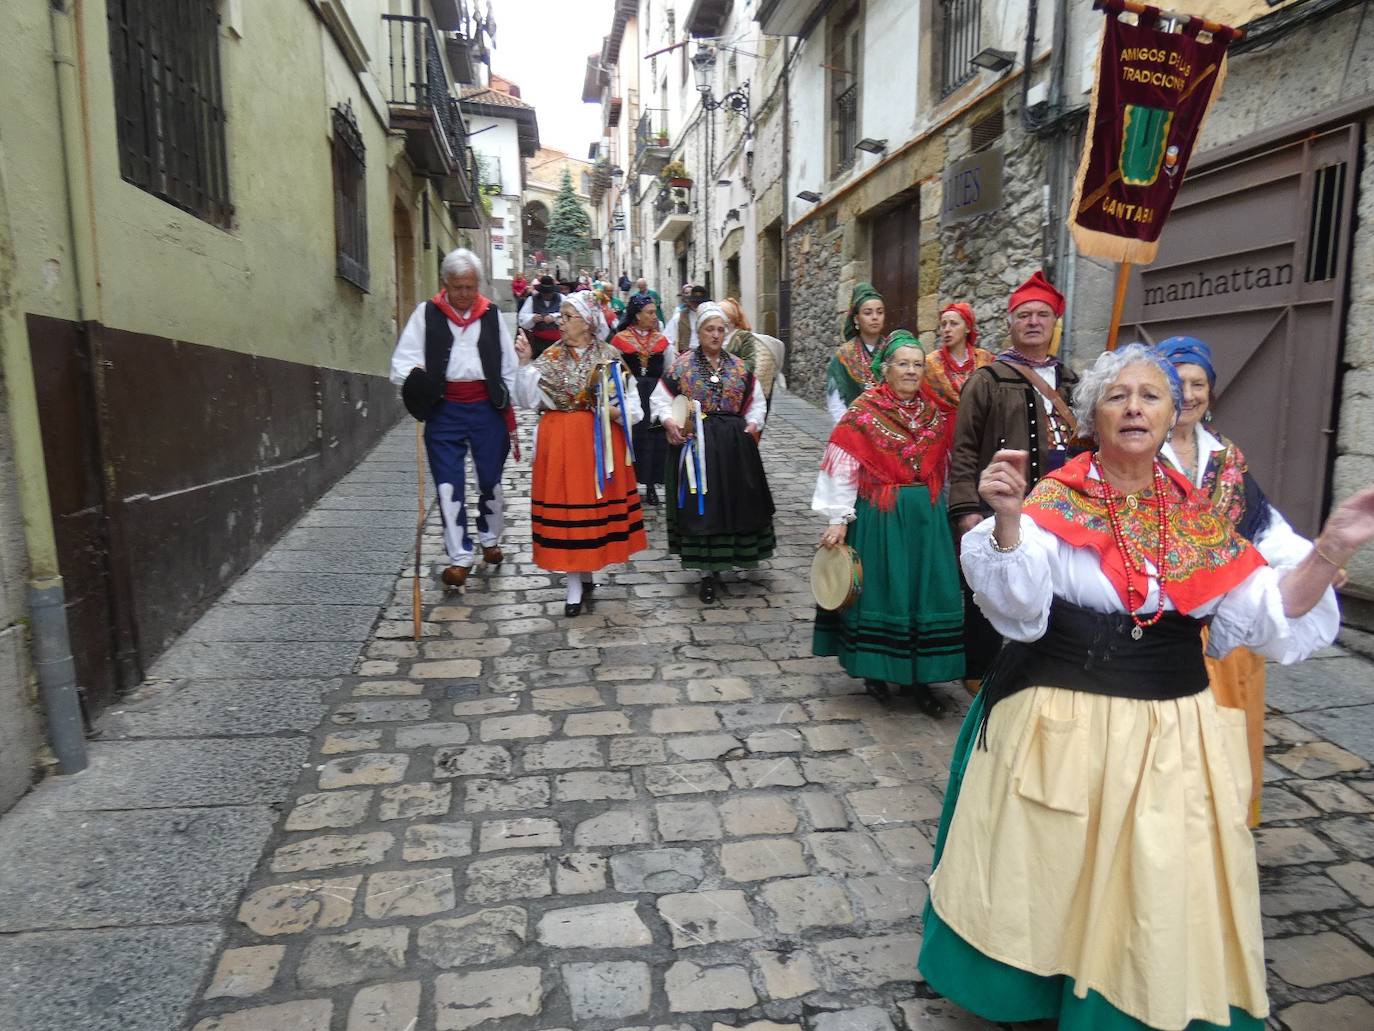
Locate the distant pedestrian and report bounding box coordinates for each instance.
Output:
[826,283,886,424]
[618,271,633,296]
[665,284,709,353]
[390,248,516,590]
[510,271,530,310]
[518,276,564,358]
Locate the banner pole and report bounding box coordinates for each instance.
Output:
[1105,261,1132,351]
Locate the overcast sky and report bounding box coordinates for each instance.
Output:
[491,0,615,157]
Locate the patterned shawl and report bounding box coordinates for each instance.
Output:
[532,338,626,412]
[821,383,951,509]
[826,339,880,408]
[1199,432,1272,543]
[661,348,753,416]
[925,345,996,413]
[1024,451,1266,614]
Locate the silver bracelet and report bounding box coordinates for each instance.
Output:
[989,532,1021,554]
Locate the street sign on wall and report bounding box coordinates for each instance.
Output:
[940,148,1003,226]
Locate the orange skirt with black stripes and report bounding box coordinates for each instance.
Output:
[531,410,648,573]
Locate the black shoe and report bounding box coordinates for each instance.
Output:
[863,679,892,704]
[564,601,582,617]
[698,575,717,604]
[909,683,947,718]
[645,485,660,506]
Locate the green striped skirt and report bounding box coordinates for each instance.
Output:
[812,486,964,686]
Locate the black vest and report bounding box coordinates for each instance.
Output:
[401,302,508,421]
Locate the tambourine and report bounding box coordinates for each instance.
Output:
[669,394,694,437]
[811,544,863,612]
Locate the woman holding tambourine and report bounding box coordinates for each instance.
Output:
[650,302,774,604]
[811,330,964,715]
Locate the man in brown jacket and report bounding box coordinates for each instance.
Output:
[947,270,1079,691]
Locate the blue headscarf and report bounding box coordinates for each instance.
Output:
[1154,336,1215,386]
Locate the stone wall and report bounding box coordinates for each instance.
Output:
[0,380,40,812]
[785,219,847,404]
[935,93,1049,355]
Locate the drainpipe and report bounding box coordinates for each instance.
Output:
[0,137,88,774]
[51,0,100,321]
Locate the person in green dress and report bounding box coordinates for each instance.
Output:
[812,331,963,715]
[825,282,886,423]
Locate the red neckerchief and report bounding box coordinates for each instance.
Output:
[612,327,669,361]
[432,291,491,328]
[997,348,1059,369]
[822,383,952,509]
[940,345,976,374]
[1024,452,1265,613]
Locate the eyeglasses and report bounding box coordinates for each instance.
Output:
[887,360,925,371]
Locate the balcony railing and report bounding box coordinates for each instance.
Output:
[383,14,471,186]
[941,0,981,96]
[653,185,692,241]
[832,82,858,175]
[635,109,672,174]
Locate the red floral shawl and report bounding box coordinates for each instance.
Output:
[1024,452,1266,614]
[821,383,952,509]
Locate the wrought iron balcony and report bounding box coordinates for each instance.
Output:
[383,13,477,222]
[635,109,673,175]
[653,186,692,241]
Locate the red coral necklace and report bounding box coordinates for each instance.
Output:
[1094,456,1170,640]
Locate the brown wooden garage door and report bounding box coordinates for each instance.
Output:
[870,197,922,338]
[1119,123,1359,536]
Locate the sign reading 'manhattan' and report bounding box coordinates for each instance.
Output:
[940,148,1003,226]
[1069,0,1240,264]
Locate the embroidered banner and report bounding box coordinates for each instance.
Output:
[1069,0,1240,264]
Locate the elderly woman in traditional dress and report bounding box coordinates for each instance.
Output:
[611,294,670,506]
[514,291,648,616]
[918,343,1374,1031]
[812,331,963,715]
[924,302,995,413]
[825,283,886,423]
[651,302,774,603]
[1155,335,1313,827]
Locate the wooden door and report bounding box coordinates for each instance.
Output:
[870,197,921,339]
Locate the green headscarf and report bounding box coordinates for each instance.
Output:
[870,329,922,381]
[843,282,884,341]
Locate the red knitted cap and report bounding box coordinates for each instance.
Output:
[1008,270,1064,316]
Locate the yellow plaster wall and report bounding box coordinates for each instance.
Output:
[0,0,448,377]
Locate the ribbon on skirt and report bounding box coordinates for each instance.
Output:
[675,399,708,516]
[593,362,637,499]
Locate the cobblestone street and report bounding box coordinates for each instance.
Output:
[4,396,1374,1031]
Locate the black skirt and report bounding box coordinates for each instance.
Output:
[632,373,668,485]
[668,412,775,537]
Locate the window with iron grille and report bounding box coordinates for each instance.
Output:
[941,0,981,97]
[332,103,369,292]
[107,0,232,227]
[829,5,861,177]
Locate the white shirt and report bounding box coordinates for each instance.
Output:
[812,449,861,524]
[960,502,1338,665]
[389,300,516,396]
[648,376,767,434]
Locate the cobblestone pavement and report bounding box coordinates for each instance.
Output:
[4,394,1374,1031]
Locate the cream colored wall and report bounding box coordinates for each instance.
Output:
[0,0,466,376]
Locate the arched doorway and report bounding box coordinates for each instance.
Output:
[524,200,549,268]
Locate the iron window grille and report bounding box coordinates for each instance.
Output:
[107,0,232,227]
[832,83,859,175]
[828,5,861,177]
[332,103,369,292]
[941,0,981,97]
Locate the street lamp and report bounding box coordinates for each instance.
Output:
[690,46,750,116]
[970,47,1016,72]
[855,138,888,155]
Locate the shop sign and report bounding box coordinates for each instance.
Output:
[940,148,1003,226]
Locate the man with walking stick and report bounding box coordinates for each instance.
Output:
[391,248,519,593]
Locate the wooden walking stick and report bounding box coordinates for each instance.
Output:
[413,421,425,642]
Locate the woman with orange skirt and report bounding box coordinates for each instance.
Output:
[515,290,648,616]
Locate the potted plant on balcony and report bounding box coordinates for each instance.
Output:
[655,129,670,146]
[660,159,692,190]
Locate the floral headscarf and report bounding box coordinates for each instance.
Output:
[563,290,608,340]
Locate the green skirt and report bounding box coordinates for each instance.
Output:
[918,694,1264,1031]
[812,487,964,685]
